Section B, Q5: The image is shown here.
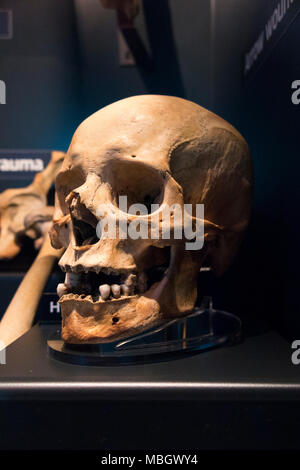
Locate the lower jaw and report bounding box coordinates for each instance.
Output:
[60,286,164,344]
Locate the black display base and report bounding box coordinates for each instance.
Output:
[0,323,300,450]
[47,303,242,365]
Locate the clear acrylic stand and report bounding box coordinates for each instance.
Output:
[47,297,242,365]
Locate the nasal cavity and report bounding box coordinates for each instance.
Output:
[72,218,98,247]
[69,194,98,247]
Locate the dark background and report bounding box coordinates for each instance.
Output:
[0,0,299,340]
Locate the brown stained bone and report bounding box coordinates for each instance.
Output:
[50,95,253,344]
[0,151,65,259]
[24,206,55,250]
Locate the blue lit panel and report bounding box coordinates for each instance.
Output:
[0,10,13,39]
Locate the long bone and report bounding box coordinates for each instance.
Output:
[0,234,64,349]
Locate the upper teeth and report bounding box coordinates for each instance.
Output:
[125,273,137,287]
[57,268,145,301]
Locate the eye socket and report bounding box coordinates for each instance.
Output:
[107,160,165,214]
[117,187,162,214]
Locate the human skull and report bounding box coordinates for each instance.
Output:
[50,95,253,344]
[0,151,64,259]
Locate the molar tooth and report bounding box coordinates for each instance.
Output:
[99,284,111,300]
[57,283,68,298]
[125,274,137,287]
[121,284,131,296]
[111,284,121,299]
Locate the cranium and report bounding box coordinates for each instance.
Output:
[0,151,64,259]
[50,95,252,344]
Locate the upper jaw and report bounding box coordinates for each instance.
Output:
[59,263,136,275]
[57,261,169,303]
[57,267,142,302]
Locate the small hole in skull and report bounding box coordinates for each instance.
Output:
[131,155,136,158]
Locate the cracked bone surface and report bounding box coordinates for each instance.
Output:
[50,95,253,344]
[0,151,65,259]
